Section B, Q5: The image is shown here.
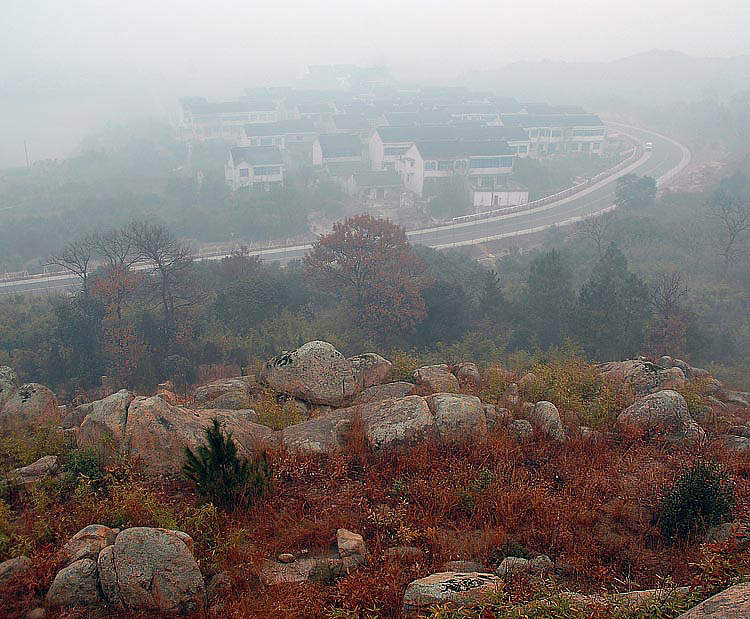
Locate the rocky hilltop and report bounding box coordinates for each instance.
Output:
[0,342,749,617]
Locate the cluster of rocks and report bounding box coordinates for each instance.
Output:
[263,528,368,585]
[0,525,211,616]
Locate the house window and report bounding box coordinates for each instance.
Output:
[250,138,258,146]
[592,142,600,150]
[424,161,437,171]
[551,130,562,137]
[455,160,467,170]
[517,145,528,153]
[469,157,500,169]
[437,160,454,171]
[239,168,249,177]
[296,135,303,141]
[261,138,272,146]
[529,129,539,137]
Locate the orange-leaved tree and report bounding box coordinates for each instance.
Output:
[305,215,428,339]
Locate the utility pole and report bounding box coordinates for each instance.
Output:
[24,140,29,168]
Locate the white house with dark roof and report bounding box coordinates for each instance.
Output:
[396,140,515,198]
[472,178,529,209]
[179,97,278,142]
[499,114,606,156]
[346,170,403,204]
[225,147,284,191]
[240,119,318,150]
[369,124,531,171]
[312,134,363,166]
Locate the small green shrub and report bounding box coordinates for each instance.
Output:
[386,350,421,383]
[63,448,104,487]
[183,417,272,510]
[488,537,532,566]
[658,460,734,541]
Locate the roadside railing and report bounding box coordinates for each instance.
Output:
[450,139,642,224]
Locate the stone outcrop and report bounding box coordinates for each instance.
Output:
[676,582,750,618]
[413,365,459,394]
[600,359,686,396]
[0,366,18,409]
[280,409,353,454]
[0,555,31,586]
[193,377,254,409]
[259,341,358,406]
[529,401,566,442]
[426,393,487,444]
[124,396,275,475]
[354,381,414,404]
[9,455,59,490]
[483,404,511,433]
[615,390,705,442]
[453,363,481,390]
[0,383,60,433]
[98,527,205,614]
[59,524,119,567]
[77,390,134,463]
[508,419,534,442]
[349,353,392,390]
[46,558,102,609]
[403,572,502,612]
[359,395,437,450]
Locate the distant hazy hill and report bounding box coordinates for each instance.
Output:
[466,50,750,107]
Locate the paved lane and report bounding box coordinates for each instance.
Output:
[0,123,688,296]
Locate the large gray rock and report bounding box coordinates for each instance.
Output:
[676,582,750,618]
[193,377,253,409]
[0,383,60,433]
[349,353,392,389]
[9,455,59,490]
[77,390,134,463]
[0,366,18,409]
[453,363,481,390]
[413,365,459,394]
[0,555,31,586]
[508,419,533,442]
[403,571,502,612]
[483,404,512,432]
[59,524,119,566]
[354,381,414,404]
[260,341,358,406]
[529,401,566,442]
[600,359,685,396]
[359,395,437,450]
[616,390,705,442]
[280,409,353,455]
[98,527,205,615]
[124,396,276,475]
[46,558,102,609]
[426,393,487,444]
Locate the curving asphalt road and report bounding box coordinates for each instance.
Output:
[1,123,688,296]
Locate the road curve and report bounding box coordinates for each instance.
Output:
[1,123,689,296]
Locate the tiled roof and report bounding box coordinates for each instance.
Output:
[230,147,283,166]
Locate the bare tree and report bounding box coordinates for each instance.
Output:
[92,228,143,270]
[47,236,96,295]
[574,211,616,258]
[709,190,750,269]
[648,271,689,323]
[126,221,196,335]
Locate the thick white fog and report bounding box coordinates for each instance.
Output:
[2,0,749,167]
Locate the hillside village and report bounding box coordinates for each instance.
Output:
[179,65,614,219]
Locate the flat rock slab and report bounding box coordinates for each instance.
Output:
[676,583,750,618]
[403,571,502,612]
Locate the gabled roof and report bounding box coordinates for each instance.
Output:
[352,171,402,188]
[244,119,316,137]
[453,125,529,142]
[325,160,370,177]
[187,99,276,115]
[317,134,362,158]
[383,111,452,126]
[500,114,604,128]
[230,147,283,166]
[332,114,370,132]
[376,125,529,145]
[412,140,513,159]
[443,103,500,115]
[376,125,455,143]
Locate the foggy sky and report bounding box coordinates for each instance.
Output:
[2,0,749,168]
